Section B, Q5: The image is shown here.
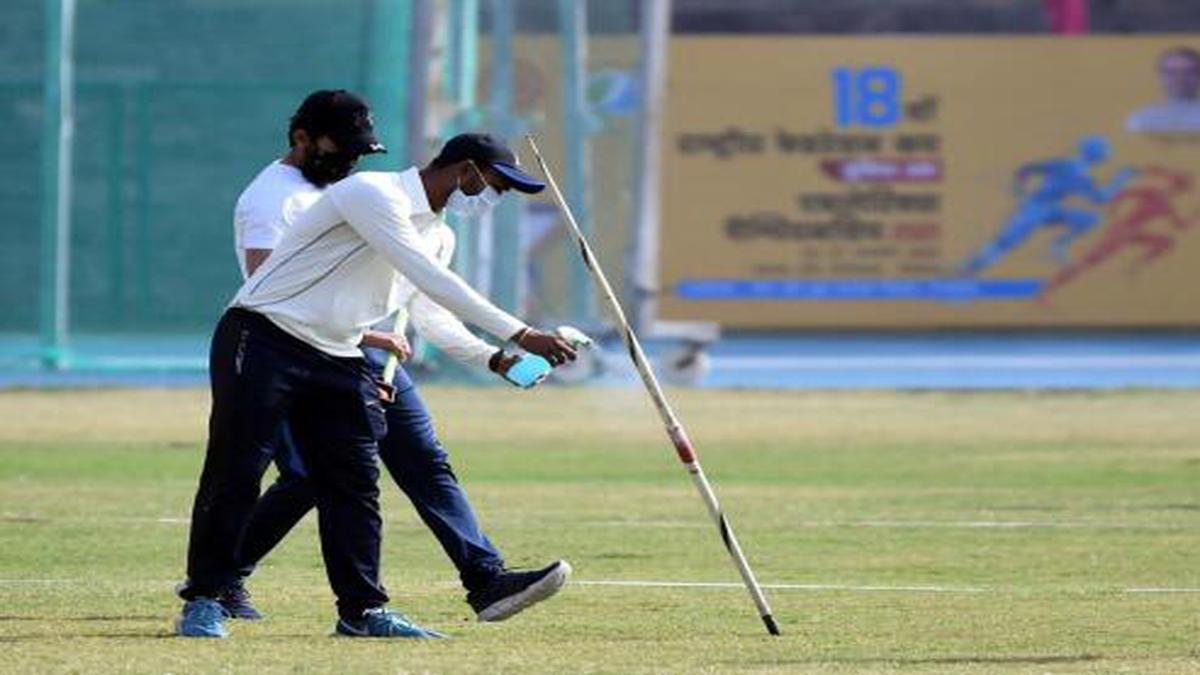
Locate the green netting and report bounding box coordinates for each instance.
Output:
[3,0,410,337]
[3,0,644,366]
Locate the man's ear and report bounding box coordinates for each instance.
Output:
[290,128,311,149]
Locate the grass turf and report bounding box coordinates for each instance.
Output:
[1,387,1198,673]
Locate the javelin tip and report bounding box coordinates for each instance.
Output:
[762,614,781,636]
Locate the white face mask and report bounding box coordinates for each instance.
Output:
[446,183,500,219]
[446,162,501,218]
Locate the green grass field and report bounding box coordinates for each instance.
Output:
[2,387,1199,673]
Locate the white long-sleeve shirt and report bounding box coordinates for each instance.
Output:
[393,219,499,369]
[232,168,525,358]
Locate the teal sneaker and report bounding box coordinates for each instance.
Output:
[175,598,229,638]
[334,608,446,639]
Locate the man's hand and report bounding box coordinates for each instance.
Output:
[488,350,522,375]
[511,328,577,366]
[360,330,412,361]
[491,350,552,388]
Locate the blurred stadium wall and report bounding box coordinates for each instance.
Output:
[4,0,1200,378]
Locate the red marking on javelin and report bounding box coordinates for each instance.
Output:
[669,427,697,463]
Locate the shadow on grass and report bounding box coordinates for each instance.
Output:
[84,630,177,639]
[0,632,346,641]
[0,624,326,638]
[0,631,176,641]
[0,615,180,639]
[0,615,162,622]
[726,654,1102,667]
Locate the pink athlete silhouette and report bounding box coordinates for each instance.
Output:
[1038,166,1199,301]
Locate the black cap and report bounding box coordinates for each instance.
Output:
[433,133,545,194]
[292,89,386,155]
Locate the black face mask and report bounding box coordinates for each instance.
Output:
[300,148,357,187]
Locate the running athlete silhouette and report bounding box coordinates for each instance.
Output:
[959,136,1135,276]
[1038,166,1198,301]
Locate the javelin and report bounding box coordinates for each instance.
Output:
[525,135,780,636]
[380,306,408,386]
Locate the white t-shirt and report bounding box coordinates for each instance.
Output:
[232,161,323,278]
[1126,101,1200,133]
[231,168,525,358]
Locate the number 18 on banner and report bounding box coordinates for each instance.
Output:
[832,66,903,128]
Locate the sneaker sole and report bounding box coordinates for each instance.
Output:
[334,620,369,637]
[476,560,572,623]
[174,615,228,638]
[334,618,444,639]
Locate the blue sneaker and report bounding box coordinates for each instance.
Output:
[175,598,229,638]
[175,579,262,621]
[334,608,446,639]
[218,583,263,620]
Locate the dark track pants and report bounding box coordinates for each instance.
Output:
[237,349,506,593]
[182,308,389,620]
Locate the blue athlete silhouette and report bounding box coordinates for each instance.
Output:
[960,136,1135,276]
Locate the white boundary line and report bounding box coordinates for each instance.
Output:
[6,516,1193,531]
[576,580,1200,595]
[828,520,1192,530]
[711,354,1200,371]
[587,519,1194,531]
[0,516,200,525]
[3,577,1199,595]
[574,580,985,593]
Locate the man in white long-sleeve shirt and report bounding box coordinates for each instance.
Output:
[187,90,415,622]
[176,131,576,639]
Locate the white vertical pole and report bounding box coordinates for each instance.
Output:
[407,0,435,165]
[487,0,520,311]
[39,0,76,370]
[629,0,670,331]
[558,0,594,322]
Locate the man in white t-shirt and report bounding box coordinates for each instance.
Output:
[1127,46,1200,134]
[176,124,577,638]
[232,158,319,279]
[237,90,383,277]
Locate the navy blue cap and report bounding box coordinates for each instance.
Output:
[434,133,545,194]
[293,89,386,156]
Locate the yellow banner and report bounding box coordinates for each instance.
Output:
[659,37,1200,328]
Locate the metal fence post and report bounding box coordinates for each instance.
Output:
[39,0,76,369]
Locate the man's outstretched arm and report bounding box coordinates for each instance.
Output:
[329,176,576,364]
